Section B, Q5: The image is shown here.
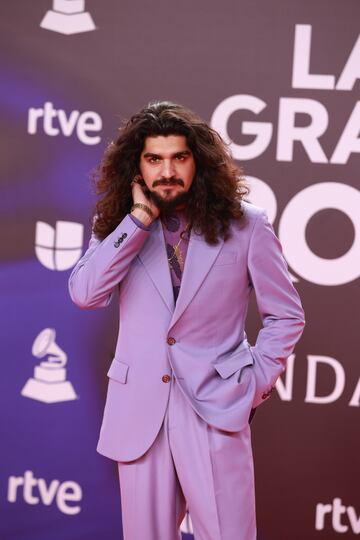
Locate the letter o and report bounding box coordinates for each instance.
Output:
[246,175,277,224]
[279,182,360,285]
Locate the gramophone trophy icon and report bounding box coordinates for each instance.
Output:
[21,328,77,403]
[40,0,96,35]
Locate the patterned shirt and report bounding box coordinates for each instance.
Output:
[129,210,190,301]
[161,210,190,301]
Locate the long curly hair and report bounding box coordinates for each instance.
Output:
[93,101,249,245]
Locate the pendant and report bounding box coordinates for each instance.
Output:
[174,244,184,272]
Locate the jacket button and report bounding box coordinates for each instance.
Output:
[162,374,171,383]
[167,337,176,346]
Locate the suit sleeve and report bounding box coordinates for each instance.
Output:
[247,209,305,408]
[68,214,151,309]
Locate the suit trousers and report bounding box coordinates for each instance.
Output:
[117,374,257,540]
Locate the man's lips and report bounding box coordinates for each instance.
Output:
[152,179,184,188]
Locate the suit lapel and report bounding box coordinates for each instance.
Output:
[138,219,174,313]
[169,228,224,328]
[138,219,224,324]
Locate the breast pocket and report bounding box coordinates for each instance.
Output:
[107,359,129,384]
[213,250,237,266]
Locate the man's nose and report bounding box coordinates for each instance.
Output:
[161,159,176,179]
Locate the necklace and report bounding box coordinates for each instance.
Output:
[167,225,190,273]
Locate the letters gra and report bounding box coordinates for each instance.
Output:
[211,25,360,164]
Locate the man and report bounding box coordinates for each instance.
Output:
[69,101,305,540]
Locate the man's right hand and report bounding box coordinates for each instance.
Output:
[131,176,160,227]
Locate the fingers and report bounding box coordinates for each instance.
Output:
[131,176,160,219]
[131,177,150,204]
[131,175,145,187]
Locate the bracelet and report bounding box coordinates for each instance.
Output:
[131,203,154,219]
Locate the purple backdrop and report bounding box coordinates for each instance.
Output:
[1,1,359,539]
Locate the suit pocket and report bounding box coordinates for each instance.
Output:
[214,340,254,379]
[213,250,237,266]
[107,359,129,383]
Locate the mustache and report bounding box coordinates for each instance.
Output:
[152,178,184,188]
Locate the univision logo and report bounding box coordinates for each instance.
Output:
[40,0,96,35]
[35,221,83,271]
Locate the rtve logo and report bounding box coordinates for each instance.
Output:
[40,0,95,35]
[35,220,83,271]
[7,470,82,515]
[316,498,360,534]
[27,102,102,145]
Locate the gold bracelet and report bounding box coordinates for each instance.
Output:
[131,203,154,219]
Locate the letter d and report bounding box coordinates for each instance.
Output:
[305,355,345,404]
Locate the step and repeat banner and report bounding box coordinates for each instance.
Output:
[1,1,359,539]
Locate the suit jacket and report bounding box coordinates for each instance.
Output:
[69,201,305,462]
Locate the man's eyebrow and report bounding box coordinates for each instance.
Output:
[143,150,191,158]
[174,150,191,157]
[143,152,161,158]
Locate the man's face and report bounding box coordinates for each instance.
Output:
[139,135,196,210]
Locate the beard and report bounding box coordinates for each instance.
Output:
[147,186,191,215]
[147,180,190,214]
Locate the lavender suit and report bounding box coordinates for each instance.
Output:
[69,201,305,539]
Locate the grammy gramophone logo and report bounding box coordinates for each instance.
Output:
[21,328,77,404]
[40,0,96,35]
